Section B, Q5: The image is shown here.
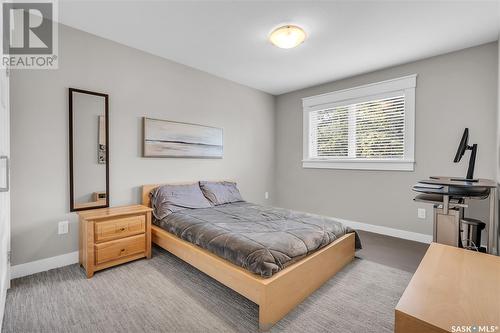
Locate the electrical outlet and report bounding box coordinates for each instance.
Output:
[265,192,269,200]
[58,221,69,234]
[417,208,426,219]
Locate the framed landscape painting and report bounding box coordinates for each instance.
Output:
[143,117,223,158]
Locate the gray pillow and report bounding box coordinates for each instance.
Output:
[199,181,244,205]
[150,183,212,220]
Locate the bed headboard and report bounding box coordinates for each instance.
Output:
[141,180,236,207]
[141,184,159,207]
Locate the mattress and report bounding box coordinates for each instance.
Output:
[154,202,361,277]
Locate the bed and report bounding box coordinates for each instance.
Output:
[142,182,359,331]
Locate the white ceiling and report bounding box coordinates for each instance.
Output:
[59,1,500,95]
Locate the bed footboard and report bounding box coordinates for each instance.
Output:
[152,225,355,331]
[258,233,355,331]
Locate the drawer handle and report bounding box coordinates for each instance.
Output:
[120,248,126,253]
[119,227,126,232]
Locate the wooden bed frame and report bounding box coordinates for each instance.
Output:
[142,183,355,331]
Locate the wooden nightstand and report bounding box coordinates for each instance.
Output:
[78,205,152,278]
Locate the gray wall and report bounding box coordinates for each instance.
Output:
[10,25,275,265]
[10,24,499,265]
[275,42,498,236]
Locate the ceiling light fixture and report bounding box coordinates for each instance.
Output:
[269,25,306,49]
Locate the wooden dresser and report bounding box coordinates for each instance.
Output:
[78,205,153,278]
[395,243,500,333]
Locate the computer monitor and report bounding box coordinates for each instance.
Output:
[452,128,478,182]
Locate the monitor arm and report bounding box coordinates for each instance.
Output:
[466,144,477,181]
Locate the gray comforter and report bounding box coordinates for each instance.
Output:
[154,202,361,277]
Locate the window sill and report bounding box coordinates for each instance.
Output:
[302,159,415,171]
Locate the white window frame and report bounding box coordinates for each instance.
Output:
[302,74,417,171]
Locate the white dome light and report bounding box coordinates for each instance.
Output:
[269,25,307,49]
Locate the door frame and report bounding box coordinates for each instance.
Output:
[0,25,11,329]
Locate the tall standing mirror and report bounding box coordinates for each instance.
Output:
[69,88,109,212]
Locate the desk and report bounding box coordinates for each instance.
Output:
[395,243,500,333]
[413,177,497,255]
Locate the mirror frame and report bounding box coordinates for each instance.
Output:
[68,88,110,212]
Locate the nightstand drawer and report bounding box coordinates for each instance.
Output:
[95,234,146,265]
[94,215,145,242]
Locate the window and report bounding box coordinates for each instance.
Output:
[303,75,416,171]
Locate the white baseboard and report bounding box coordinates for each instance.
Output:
[336,218,432,244]
[10,251,79,279]
[8,219,431,280]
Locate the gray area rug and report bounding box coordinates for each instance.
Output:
[3,247,412,333]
